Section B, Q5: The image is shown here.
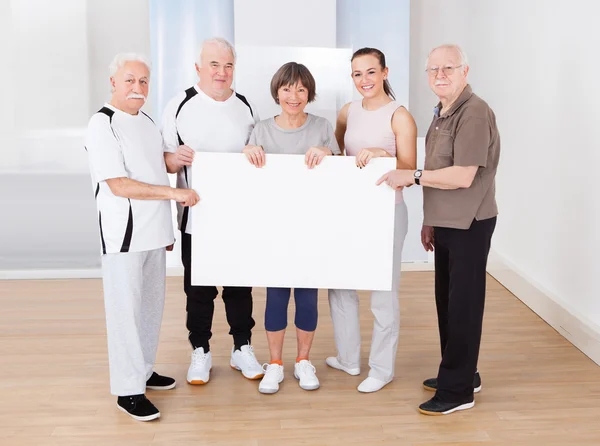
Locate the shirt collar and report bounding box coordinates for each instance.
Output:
[433,84,473,118]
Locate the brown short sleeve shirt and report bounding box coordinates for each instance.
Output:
[423,85,500,229]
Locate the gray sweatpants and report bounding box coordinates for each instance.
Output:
[328,201,408,382]
[101,247,166,396]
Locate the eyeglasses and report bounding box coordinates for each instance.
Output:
[425,65,463,76]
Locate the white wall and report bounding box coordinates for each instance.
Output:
[0,0,151,273]
[337,0,411,108]
[233,0,340,124]
[2,0,150,175]
[0,0,15,162]
[234,0,336,48]
[149,0,235,121]
[12,0,89,131]
[87,0,152,116]
[410,0,600,359]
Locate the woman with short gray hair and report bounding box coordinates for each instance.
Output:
[242,62,341,394]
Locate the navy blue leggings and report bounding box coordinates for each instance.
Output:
[265,287,318,332]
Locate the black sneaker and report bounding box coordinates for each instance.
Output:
[418,396,474,416]
[423,372,481,393]
[146,372,176,390]
[117,394,160,421]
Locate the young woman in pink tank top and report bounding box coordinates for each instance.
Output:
[326,48,417,393]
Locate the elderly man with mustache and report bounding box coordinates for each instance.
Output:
[377,44,500,416]
[85,53,199,421]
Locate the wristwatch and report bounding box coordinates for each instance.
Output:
[414,169,423,185]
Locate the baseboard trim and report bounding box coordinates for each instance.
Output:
[487,249,600,366]
[401,262,435,271]
[0,262,433,280]
[167,266,184,276]
[0,266,185,280]
[0,269,103,280]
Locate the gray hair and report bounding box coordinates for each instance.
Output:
[425,44,468,73]
[196,37,236,67]
[109,52,152,77]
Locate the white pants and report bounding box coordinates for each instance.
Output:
[101,248,166,396]
[328,201,408,382]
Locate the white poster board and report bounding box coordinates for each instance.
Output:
[191,153,396,291]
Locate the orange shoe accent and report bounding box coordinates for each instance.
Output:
[245,372,264,380]
[296,357,308,363]
[188,368,211,385]
[270,360,283,366]
[418,407,445,416]
[231,364,264,380]
[188,379,208,385]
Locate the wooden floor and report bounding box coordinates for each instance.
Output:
[1,273,600,445]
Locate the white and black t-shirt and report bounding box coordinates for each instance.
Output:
[85,103,174,254]
[161,85,259,234]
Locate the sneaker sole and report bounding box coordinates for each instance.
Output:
[423,384,482,393]
[116,404,160,421]
[258,386,280,394]
[418,401,475,416]
[357,378,392,393]
[187,367,211,385]
[230,364,264,380]
[259,375,284,394]
[187,379,209,385]
[146,382,176,391]
[325,359,360,376]
[294,372,320,391]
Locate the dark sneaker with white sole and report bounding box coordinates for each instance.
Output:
[146,372,176,390]
[423,372,481,393]
[418,396,475,416]
[117,394,160,421]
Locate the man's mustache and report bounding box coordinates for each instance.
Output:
[127,93,146,100]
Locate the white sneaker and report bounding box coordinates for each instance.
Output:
[294,360,320,391]
[230,344,264,380]
[357,376,392,393]
[187,347,211,385]
[325,356,360,376]
[258,363,284,394]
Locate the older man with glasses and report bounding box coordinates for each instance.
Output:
[377,44,500,415]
